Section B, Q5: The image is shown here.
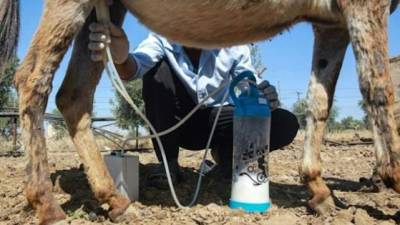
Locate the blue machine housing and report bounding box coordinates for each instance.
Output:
[229,200,271,213]
[230,71,271,118]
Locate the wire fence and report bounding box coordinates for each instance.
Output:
[0,108,148,157]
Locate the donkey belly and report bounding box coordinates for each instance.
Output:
[122,0,315,48]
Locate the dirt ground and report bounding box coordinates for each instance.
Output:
[1,131,400,225]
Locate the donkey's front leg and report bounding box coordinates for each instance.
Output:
[56,1,131,221]
[301,25,349,215]
[14,1,93,224]
[343,0,400,192]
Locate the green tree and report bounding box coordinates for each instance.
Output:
[339,116,365,130]
[112,79,144,132]
[358,99,370,129]
[48,108,67,140]
[0,58,18,108]
[250,44,266,78]
[292,97,339,130]
[326,104,339,131]
[0,58,18,137]
[292,98,307,129]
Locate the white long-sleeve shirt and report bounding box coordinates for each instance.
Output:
[131,33,260,107]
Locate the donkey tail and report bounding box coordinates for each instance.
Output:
[0,0,19,74]
[392,0,399,13]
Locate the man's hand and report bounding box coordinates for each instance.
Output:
[88,22,129,64]
[258,80,280,111]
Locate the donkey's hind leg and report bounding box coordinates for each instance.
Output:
[55,2,130,221]
[14,1,92,224]
[301,25,349,215]
[342,0,400,192]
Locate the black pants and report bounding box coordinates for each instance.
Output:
[142,60,299,167]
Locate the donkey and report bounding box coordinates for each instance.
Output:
[1,0,400,224]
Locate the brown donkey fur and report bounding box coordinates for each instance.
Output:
[0,0,399,224]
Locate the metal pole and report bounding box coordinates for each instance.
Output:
[135,125,139,149]
[12,117,17,151]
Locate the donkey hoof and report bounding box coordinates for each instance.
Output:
[38,204,66,225]
[108,195,131,222]
[391,165,400,193]
[308,195,335,216]
[378,164,400,193]
[109,204,136,223]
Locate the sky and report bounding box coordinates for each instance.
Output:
[17,1,400,120]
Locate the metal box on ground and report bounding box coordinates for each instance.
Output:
[104,152,139,201]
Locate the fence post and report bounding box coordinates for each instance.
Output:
[135,125,139,149]
[12,117,17,151]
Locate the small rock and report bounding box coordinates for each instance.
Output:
[354,209,375,225]
[224,220,244,225]
[230,209,246,217]
[196,206,211,219]
[336,208,354,222]
[377,220,396,225]
[331,218,353,225]
[88,212,97,222]
[205,203,221,212]
[267,212,298,225]
[374,196,389,207]
[388,198,400,209]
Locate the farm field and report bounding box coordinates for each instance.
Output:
[0,131,399,225]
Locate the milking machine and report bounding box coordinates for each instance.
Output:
[229,71,271,213]
[95,0,271,213]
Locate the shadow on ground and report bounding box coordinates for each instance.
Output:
[50,166,107,217]
[49,163,399,222]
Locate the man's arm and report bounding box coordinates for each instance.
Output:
[88,23,164,80]
[231,45,260,82]
[114,55,138,80]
